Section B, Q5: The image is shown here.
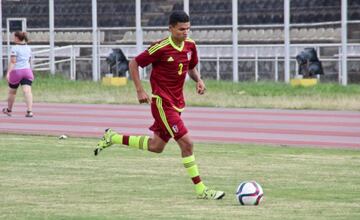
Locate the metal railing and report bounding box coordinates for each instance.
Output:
[2,43,359,83]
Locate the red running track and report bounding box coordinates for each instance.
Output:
[0,102,359,149]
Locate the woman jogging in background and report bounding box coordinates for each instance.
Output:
[3,31,34,117]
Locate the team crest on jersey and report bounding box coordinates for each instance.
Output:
[172,125,179,133]
[187,52,192,60]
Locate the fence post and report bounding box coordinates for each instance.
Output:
[70,46,75,80]
[338,47,342,83]
[275,55,278,82]
[341,0,348,85]
[255,49,258,82]
[216,53,220,81]
[295,47,298,77]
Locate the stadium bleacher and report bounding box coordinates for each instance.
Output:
[3,0,359,28]
[2,0,359,83]
[117,26,341,44]
[1,0,359,44]
[0,27,343,44]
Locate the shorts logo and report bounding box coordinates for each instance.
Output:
[187,52,192,60]
[172,125,179,133]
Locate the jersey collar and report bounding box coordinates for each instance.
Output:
[168,36,184,52]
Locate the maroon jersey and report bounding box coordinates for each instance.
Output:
[135,36,198,110]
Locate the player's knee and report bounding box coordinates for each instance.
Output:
[181,142,193,156]
[22,87,31,94]
[149,144,164,153]
[152,147,164,153]
[148,140,165,153]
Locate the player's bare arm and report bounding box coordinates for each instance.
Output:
[129,59,150,104]
[188,68,206,95]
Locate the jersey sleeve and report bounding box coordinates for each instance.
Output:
[189,44,198,70]
[135,44,162,68]
[10,46,17,56]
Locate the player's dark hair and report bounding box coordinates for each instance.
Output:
[169,11,189,26]
[14,31,29,43]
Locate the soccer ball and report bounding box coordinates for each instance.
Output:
[236,181,264,205]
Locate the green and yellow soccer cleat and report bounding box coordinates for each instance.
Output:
[94,128,117,156]
[197,188,225,200]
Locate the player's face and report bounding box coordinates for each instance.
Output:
[170,22,190,43]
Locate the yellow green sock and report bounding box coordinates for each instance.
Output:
[182,154,207,195]
[117,134,149,150]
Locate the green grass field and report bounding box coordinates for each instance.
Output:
[1,73,360,110]
[1,74,359,219]
[1,134,359,220]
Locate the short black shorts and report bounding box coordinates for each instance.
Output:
[9,78,33,89]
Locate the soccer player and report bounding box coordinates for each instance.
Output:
[94,11,225,200]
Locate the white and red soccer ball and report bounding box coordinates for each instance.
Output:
[236,181,264,205]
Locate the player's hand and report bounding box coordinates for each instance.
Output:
[196,79,206,95]
[137,90,150,104]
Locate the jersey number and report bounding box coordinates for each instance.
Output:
[178,63,183,75]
